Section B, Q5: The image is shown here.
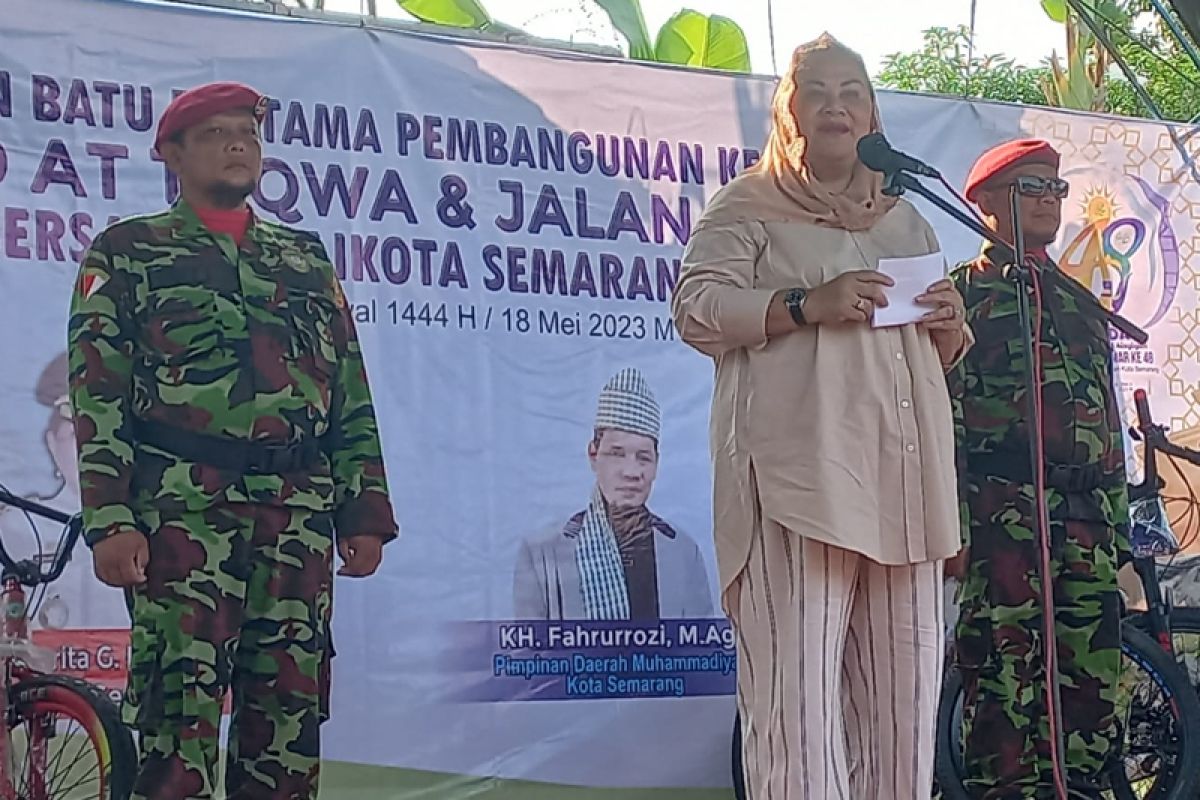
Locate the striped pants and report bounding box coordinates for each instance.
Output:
[729,522,944,800]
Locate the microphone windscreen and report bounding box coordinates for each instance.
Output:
[856,133,891,173]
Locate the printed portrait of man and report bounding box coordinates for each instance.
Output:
[0,351,128,631]
[512,367,715,621]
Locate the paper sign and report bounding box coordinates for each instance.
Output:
[871,252,947,328]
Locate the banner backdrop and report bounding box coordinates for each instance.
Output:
[2,0,1200,796]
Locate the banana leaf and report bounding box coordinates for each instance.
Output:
[653,10,751,72]
[593,0,655,61]
[395,0,491,29]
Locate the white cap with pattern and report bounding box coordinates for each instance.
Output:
[594,367,660,441]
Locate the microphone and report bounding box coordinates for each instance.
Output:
[857,133,941,179]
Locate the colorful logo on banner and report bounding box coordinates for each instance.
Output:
[1057,173,1181,331]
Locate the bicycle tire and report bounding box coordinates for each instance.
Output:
[10,673,138,800]
[1131,605,1200,679]
[935,622,1200,799]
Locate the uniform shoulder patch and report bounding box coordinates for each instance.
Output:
[330,278,348,309]
[79,271,108,300]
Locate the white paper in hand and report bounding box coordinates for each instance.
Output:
[871,252,946,328]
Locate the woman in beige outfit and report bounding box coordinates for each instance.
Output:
[672,36,971,800]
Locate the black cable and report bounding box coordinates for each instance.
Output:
[938,175,986,225]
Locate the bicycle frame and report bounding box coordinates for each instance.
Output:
[1127,389,1200,657]
[1131,554,1176,653]
[0,614,54,800]
[0,489,83,800]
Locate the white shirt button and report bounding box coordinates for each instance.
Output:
[895,352,904,360]
[905,444,916,453]
[901,400,911,409]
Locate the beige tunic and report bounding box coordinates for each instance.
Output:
[672,196,966,593]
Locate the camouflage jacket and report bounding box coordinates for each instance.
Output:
[948,247,1129,546]
[67,200,397,547]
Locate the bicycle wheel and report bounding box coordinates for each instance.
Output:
[8,673,137,800]
[1132,605,1200,694]
[935,621,1200,799]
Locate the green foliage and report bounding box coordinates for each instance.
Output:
[394,0,490,28]
[393,0,752,72]
[652,10,751,72]
[876,26,1050,107]
[1041,13,1108,111]
[1043,0,1070,23]
[593,0,655,61]
[1106,0,1200,120]
[878,7,1200,123]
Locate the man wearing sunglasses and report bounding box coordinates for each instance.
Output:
[947,139,1128,799]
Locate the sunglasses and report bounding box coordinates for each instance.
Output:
[1010,176,1070,199]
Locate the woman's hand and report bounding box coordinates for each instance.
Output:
[917,279,966,361]
[804,271,895,325]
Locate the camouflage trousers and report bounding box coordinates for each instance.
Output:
[956,517,1121,799]
[123,503,334,800]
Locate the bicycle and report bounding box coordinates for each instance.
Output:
[1123,387,1200,655]
[1123,391,1200,797]
[0,487,137,800]
[935,389,1200,799]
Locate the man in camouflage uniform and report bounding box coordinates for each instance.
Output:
[948,139,1129,799]
[67,81,397,800]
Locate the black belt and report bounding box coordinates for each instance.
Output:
[966,453,1119,493]
[133,418,326,475]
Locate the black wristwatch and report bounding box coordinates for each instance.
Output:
[783,287,809,326]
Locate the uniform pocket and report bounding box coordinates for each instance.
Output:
[142,286,228,363]
[312,565,335,724]
[141,259,240,366]
[123,614,167,732]
[284,288,339,379]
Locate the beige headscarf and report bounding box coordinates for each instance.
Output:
[702,34,897,232]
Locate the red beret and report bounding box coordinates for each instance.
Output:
[964,139,1061,203]
[154,81,268,151]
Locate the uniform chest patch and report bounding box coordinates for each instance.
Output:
[282,249,308,270]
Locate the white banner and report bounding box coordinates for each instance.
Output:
[1,0,1198,796]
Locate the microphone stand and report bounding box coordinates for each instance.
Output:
[881,171,1148,344]
[1006,184,1072,799]
[881,168,1146,797]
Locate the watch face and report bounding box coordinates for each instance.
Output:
[786,289,807,323]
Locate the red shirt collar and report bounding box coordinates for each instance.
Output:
[193,204,252,246]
